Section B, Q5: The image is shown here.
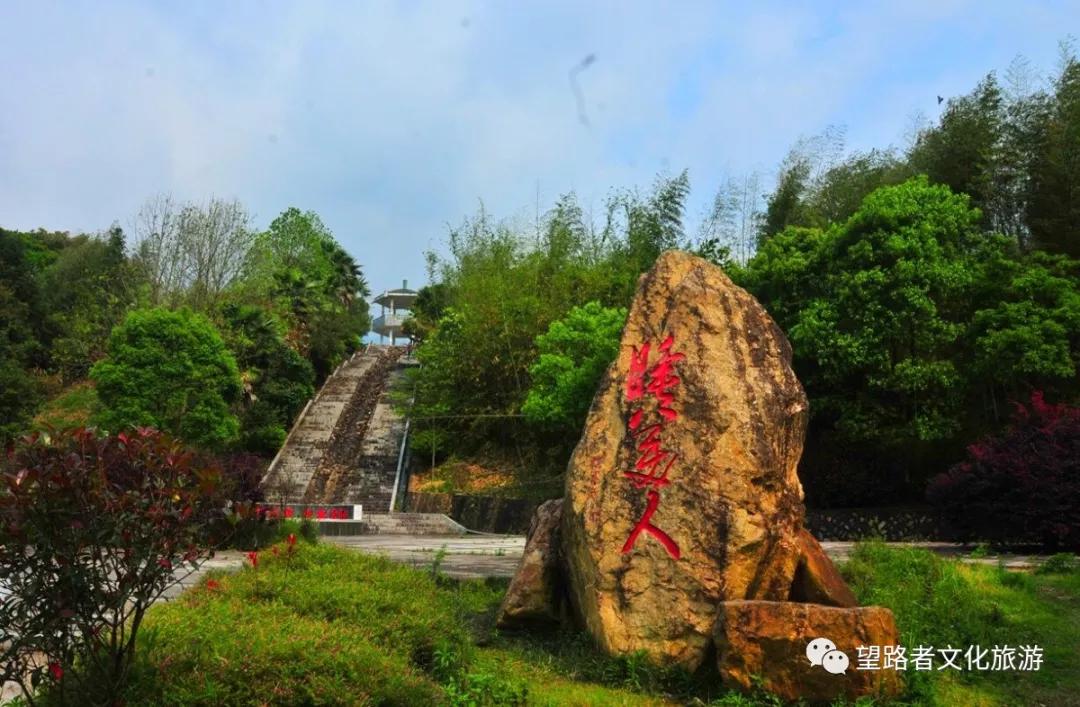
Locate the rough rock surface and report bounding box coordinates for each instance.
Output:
[496,499,564,627]
[561,250,812,670]
[789,528,858,607]
[714,601,903,702]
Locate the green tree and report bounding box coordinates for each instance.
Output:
[91,308,242,448]
[243,208,370,380]
[246,207,336,278]
[801,149,912,226]
[910,74,1006,228]
[761,157,811,241]
[787,177,984,446]
[402,283,450,344]
[610,171,691,288]
[522,302,627,433]
[0,231,46,439]
[1027,53,1080,257]
[741,176,1080,503]
[969,250,1080,397]
[407,177,692,484]
[43,227,140,382]
[219,304,315,455]
[736,226,830,331]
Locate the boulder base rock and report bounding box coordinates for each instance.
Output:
[561,250,811,670]
[789,528,858,607]
[714,601,903,702]
[496,499,564,627]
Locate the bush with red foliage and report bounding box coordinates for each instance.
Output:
[0,427,230,702]
[927,392,1080,550]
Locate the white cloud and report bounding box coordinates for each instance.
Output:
[1,1,1077,296]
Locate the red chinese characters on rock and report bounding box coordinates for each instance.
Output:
[621,334,685,560]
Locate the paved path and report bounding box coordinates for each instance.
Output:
[153,536,524,600]
[159,550,251,601]
[327,535,527,578]
[323,536,1049,578]
[14,538,1052,610]
[260,349,380,502]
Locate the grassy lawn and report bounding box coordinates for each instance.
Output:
[843,543,1080,706]
[116,541,1080,706]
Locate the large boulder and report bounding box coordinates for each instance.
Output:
[714,601,903,702]
[496,499,564,627]
[561,250,812,670]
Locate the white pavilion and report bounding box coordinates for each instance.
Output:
[371,280,418,345]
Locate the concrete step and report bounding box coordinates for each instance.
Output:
[317,513,466,537]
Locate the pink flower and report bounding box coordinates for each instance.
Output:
[48,662,63,681]
[287,533,297,547]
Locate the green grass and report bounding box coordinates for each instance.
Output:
[127,543,492,705]
[126,541,686,706]
[30,380,100,431]
[116,541,1080,706]
[842,541,1080,706]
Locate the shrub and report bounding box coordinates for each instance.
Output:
[91,307,242,449]
[0,427,228,703]
[218,516,319,552]
[1035,553,1079,575]
[927,391,1080,549]
[214,451,267,504]
[522,301,627,433]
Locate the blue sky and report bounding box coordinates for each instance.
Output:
[2,1,1078,307]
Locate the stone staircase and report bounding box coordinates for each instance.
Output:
[260,347,384,502]
[261,345,417,518]
[331,364,408,510]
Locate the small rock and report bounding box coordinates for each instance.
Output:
[789,528,858,607]
[714,601,903,702]
[496,499,564,627]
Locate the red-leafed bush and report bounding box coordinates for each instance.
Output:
[0,427,230,703]
[927,392,1080,550]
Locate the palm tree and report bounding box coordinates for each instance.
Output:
[321,241,369,308]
